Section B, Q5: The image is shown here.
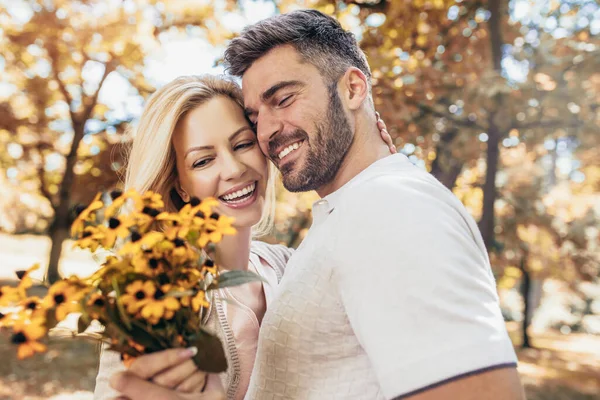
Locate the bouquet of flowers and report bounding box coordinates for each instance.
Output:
[0,190,262,372]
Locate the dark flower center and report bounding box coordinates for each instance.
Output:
[26,301,38,310]
[135,291,146,300]
[108,218,121,229]
[74,204,86,217]
[174,238,185,248]
[210,213,219,220]
[190,197,201,207]
[195,211,205,219]
[131,231,142,242]
[154,288,165,300]
[148,258,159,269]
[204,259,214,267]
[142,207,160,217]
[82,231,93,238]
[110,190,123,200]
[93,298,105,307]
[11,332,27,344]
[54,294,66,304]
[157,274,169,285]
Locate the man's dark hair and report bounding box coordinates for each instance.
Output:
[224,9,371,87]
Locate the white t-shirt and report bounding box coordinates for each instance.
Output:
[246,154,517,399]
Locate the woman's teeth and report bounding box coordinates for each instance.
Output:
[221,182,256,202]
[278,141,302,160]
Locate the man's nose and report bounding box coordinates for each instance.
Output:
[256,112,282,149]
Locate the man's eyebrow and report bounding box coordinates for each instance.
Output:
[245,80,304,118]
[261,80,304,103]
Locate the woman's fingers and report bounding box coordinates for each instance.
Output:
[375,112,396,154]
[151,359,200,389]
[175,370,209,393]
[128,347,198,380]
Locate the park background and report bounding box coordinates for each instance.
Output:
[0,0,599,398]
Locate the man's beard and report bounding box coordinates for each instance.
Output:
[270,85,353,192]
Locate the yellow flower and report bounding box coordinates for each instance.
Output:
[118,231,164,256]
[104,189,139,218]
[14,263,40,297]
[131,253,163,276]
[157,213,190,241]
[0,285,20,307]
[120,280,155,314]
[134,191,164,212]
[11,318,47,359]
[197,215,236,247]
[71,193,104,237]
[86,293,107,320]
[201,259,218,276]
[43,281,83,322]
[74,226,105,252]
[140,284,180,325]
[19,296,43,316]
[191,290,209,312]
[102,216,135,248]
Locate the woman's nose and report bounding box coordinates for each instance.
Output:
[221,153,247,181]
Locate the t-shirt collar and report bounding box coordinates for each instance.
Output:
[311,154,407,223]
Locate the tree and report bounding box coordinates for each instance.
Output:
[0,0,234,283]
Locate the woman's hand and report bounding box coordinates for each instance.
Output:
[376,112,397,154]
[116,347,207,394]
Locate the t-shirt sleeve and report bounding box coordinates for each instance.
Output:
[330,175,517,399]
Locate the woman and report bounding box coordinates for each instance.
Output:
[94,75,394,400]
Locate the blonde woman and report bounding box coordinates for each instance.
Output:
[94,75,395,400]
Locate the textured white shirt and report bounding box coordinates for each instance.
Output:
[246,154,517,399]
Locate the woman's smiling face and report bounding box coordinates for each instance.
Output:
[172,95,268,229]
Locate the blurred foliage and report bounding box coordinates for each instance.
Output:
[0,0,598,293]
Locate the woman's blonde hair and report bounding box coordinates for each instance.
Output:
[123,75,276,237]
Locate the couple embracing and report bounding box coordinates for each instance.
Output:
[95,9,525,400]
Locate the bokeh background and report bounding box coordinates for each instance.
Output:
[0,0,599,399]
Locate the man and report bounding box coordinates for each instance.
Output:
[111,9,525,399]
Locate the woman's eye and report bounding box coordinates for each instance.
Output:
[278,95,293,107]
[192,159,212,168]
[234,141,255,151]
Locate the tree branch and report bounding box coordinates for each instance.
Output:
[82,57,116,122]
[513,119,584,131]
[407,100,487,131]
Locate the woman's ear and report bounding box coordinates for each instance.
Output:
[341,67,369,111]
[175,182,190,203]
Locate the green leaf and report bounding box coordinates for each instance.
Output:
[212,270,266,290]
[111,277,132,330]
[188,331,228,373]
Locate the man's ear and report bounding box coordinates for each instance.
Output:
[340,67,369,111]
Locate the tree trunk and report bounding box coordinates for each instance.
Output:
[430,129,463,190]
[478,0,505,249]
[479,121,500,249]
[45,120,86,284]
[520,253,532,349]
[46,220,70,283]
